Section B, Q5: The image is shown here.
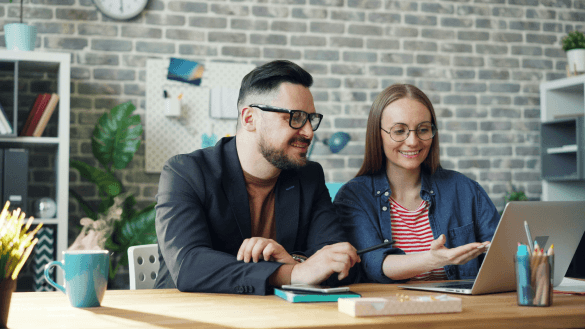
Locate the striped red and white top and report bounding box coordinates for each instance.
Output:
[389,197,448,281]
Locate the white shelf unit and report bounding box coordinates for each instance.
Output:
[0,50,70,286]
[540,75,585,201]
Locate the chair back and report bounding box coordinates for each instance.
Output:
[128,244,160,290]
[325,182,344,201]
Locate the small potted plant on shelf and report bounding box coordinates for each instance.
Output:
[0,202,43,328]
[562,30,585,76]
[4,0,37,51]
[500,183,528,215]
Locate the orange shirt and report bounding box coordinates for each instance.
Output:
[243,170,278,240]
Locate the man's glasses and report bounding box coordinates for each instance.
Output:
[249,104,323,131]
[381,122,437,142]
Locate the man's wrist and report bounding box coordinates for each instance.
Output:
[269,263,295,286]
[290,262,302,285]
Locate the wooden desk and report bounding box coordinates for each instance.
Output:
[6,284,585,328]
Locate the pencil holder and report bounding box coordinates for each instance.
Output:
[164,98,181,117]
[514,254,554,307]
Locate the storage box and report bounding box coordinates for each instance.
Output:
[338,294,462,317]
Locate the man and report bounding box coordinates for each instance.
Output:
[155,60,360,295]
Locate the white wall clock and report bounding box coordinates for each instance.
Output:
[92,0,149,20]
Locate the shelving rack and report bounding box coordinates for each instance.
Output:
[0,50,70,285]
[540,75,585,201]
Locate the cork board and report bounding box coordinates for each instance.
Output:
[145,59,255,173]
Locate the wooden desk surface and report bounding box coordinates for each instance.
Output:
[6,283,585,328]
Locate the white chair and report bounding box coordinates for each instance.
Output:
[128,244,160,290]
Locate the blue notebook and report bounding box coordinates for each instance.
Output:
[274,288,361,303]
[167,57,204,86]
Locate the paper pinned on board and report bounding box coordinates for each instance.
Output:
[210,87,239,119]
[167,57,205,86]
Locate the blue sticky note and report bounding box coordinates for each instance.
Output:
[516,244,532,305]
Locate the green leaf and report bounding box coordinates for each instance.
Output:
[109,203,157,264]
[70,159,122,197]
[117,250,130,269]
[97,195,115,214]
[68,188,98,220]
[121,195,138,221]
[92,101,143,170]
[104,237,121,252]
[505,191,528,203]
[562,31,585,52]
[108,259,117,280]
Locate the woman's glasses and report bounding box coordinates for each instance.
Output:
[381,122,436,142]
[249,104,323,131]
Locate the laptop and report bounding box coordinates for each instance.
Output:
[399,201,585,295]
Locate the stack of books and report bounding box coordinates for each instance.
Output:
[274,288,361,303]
[19,93,60,137]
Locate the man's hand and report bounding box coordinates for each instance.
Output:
[237,237,295,264]
[429,234,490,268]
[290,242,361,284]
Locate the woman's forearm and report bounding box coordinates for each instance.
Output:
[382,252,441,280]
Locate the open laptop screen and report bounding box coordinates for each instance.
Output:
[399,201,585,295]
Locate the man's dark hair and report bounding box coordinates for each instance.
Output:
[237,60,313,110]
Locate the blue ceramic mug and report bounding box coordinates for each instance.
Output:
[44,250,109,308]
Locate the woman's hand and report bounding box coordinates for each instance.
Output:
[429,234,490,268]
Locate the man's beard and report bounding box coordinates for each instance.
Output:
[259,135,311,170]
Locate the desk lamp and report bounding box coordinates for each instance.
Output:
[307,132,351,159]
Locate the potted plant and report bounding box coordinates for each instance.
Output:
[562,30,585,75]
[0,202,42,328]
[68,102,157,284]
[500,183,528,215]
[4,0,37,51]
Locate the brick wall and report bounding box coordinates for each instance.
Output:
[1,0,583,234]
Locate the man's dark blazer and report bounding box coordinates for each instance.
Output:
[154,136,357,295]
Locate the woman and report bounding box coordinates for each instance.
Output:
[334,84,500,283]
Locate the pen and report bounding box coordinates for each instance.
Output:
[524,221,533,254]
[356,240,395,255]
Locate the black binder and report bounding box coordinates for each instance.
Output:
[4,148,28,212]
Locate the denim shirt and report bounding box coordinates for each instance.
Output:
[334,167,500,284]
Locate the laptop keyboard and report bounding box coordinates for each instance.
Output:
[435,282,474,289]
